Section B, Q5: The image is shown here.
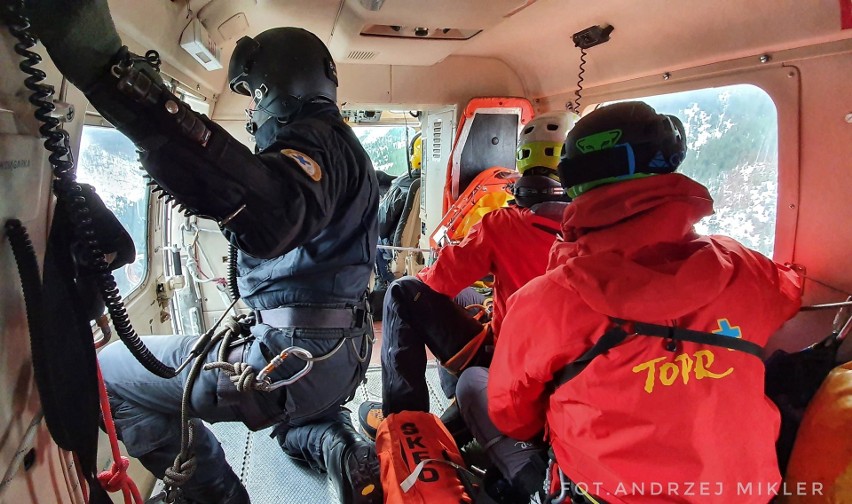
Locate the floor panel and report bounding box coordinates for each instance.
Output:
[203,362,450,503]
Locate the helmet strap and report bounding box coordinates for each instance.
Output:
[567,173,656,198]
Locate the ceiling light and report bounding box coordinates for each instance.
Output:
[359,0,385,11]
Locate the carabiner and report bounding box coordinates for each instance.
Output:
[551,468,571,504]
[256,346,314,391]
[832,295,852,342]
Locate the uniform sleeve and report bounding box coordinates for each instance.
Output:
[487,286,550,441]
[378,183,403,240]
[417,214,496,298]
[218,121,352,259]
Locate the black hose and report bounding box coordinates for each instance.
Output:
[4,220,44,353]
[226,243,240,302]
[3,2,175,378]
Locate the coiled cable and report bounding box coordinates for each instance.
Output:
[572,47,587,112]
[226,244,240,302]
[3,2,176,378]
[4,220,44,352]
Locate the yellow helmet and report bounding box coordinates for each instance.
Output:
[516,111,578,178]
[409,132,423,171]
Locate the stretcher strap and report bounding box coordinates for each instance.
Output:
[442,325,490,375]
[95,363,143,504]
[400,458,471,493]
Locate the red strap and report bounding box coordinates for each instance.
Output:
[842,0,852,29]
[95,362,143,504]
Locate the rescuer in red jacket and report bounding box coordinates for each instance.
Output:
[358,112,576,440]
[489,102,802,503]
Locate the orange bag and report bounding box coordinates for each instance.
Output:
[782,360,852,503]
[375,411,472,503]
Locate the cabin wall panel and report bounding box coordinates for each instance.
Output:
[1,32,75,504]
[791,51,852,296]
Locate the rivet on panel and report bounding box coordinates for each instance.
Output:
[759,54,771,64]
[663,72,671,81]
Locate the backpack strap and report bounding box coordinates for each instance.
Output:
[621,319,764,357]
[549,318,764,392]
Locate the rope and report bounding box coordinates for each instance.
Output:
[95,363,143,504]
[162,316,239,501]
[163,307,247,501]
[163,422,198,493]
[202,314,270,391]
[204,361,261,392]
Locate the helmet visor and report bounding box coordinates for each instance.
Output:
[228,36,261,95]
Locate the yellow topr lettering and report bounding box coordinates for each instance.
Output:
[633,350,734,393]
[632,357,666,393]
[674,353,694,385]
[660,362,679,386]
[694,350,733,379]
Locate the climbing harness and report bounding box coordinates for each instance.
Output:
[163,297,348,500]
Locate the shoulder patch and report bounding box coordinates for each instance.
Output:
[281,149,322,182]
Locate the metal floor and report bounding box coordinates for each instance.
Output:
[207,362,451,504]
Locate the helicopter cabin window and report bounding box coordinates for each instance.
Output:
[353,126,418,176]
[76,126,149,297]
[606,84,779,257]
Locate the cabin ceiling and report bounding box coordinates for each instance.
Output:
[110,0,852,99]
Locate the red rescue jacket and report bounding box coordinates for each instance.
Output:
[417,204,560,337]
[488,174,802,503]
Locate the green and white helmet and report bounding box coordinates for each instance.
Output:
[516,111,579,178]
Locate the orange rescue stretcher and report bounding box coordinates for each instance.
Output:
[429,166,516,249]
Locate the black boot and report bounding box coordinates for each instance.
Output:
[323,420,383,504]
[170,469,251,504]
[279,411,383,503]
[481,467,531,504]
[439,398,473,448]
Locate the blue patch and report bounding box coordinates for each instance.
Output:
[281,149,322,181]
[712,319,742,339]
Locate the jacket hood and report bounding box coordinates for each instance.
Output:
[549,173,734,320]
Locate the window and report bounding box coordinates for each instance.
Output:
[76,126,149,296]
[179,93,211,116]
[607,84,779,256]
[354,126,417,176]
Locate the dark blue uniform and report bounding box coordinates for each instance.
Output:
[99,102,379,499]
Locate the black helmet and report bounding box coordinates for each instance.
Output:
[512,168,569,208]
[228,27,338,135]
[557,101,686,198]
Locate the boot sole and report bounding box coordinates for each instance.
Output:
[343,443,383,504]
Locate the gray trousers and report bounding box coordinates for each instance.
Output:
[100,335,243,497]
[100,326,371,498]
[456,366,547,481]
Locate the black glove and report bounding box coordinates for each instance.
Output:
[22,0,122,92]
